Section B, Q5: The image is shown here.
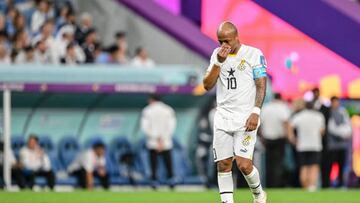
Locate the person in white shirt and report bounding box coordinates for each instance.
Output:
[68,142,109,189]
[31,0,54,34]
[140,94,176,189]
[288,102,325,191]
[260,93,290,187]
[32,20,59,64]
[131,47,155,68]
[19,135,55,189]
[203,21,267,203]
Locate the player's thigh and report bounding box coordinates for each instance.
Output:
[213,128,234,162]
[233,129,257,160]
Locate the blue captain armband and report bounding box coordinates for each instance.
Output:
[253,66,267,79]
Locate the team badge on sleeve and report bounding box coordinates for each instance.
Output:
[253,55,267,79]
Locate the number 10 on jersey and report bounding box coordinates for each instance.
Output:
[227,77,237,89]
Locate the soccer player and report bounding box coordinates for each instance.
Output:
[203,22,267,203]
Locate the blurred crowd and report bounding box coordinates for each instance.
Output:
[0,0,155,67]
[260,88,353,191]
[195,88,355,191]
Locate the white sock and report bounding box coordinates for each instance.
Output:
[243,167,264,199]
[218,172,234,203]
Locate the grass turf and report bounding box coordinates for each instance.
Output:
[0,189,359,203]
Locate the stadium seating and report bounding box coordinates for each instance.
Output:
[11,135,25,159]
[57,136,81,170]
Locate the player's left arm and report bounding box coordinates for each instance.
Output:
[245,53,267,132]
[254,77,267,108]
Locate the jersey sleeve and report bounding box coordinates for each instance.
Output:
[252,50,267,79]
[206,48,219,73]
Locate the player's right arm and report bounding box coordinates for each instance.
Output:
[203,45,231,91]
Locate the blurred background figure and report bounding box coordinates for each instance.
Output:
[260,93,291,187]
[33,38,53,64]
[140,94,177,189]
[68,141,109,190]
[19,135,55,190]
[75,12,94,45]
[327,96,352,187]
[31,0,54,34]
[0,42,11,64]
[113,31,128,64]
[131,46,155,68]
[311,88,331,188]
[195,117,212,187]
[81,28,97,63]
[60,42,80,65]
[288,102,325,191]
[14,45,35,64]
[0,140,26,189]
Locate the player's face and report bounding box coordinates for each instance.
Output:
[217,31,238,53]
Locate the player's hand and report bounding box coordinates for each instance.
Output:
[217,44,231,63]
[245,113,259,131]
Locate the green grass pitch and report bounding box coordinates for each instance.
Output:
[1,189,359,203]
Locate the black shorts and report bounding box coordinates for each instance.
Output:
[298,151,321,166]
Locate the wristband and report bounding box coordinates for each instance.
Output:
[214,56,224,68]
[252,107,261,115]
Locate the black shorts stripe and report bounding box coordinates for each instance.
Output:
[220,191,233,195]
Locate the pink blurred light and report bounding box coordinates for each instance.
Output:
[201,0,360,99]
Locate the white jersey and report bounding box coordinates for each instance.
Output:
[207,44,267,129]
[290,109,325,152]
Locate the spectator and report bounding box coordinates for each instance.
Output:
[68,141,109,190]
[19,135,55,189]
[33,38,52,64]
[0,31,10,50]
[0,140,26,189]
[0,13,7,34]
[0,42,11,64]
[114,31,129,63]
[5,6,19,37]
[131,46,155,68]
[140,94,177,189]
[12,29,29,52]
[260,93,291,187]
[31,0,54,34]
[288,102,325,191]
[60,42,80,65]
[102,45,120,64]
[75,12,93,44]
[55,1,73,32]
[327,96,352,187]
[56,24,84,63]
[15,45,35,64]
[32,19,58,64]
[13,13,29,34]
[81,28,97,63]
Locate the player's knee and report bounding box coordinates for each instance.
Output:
[237,160,253,175]
[217,159,233,172]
